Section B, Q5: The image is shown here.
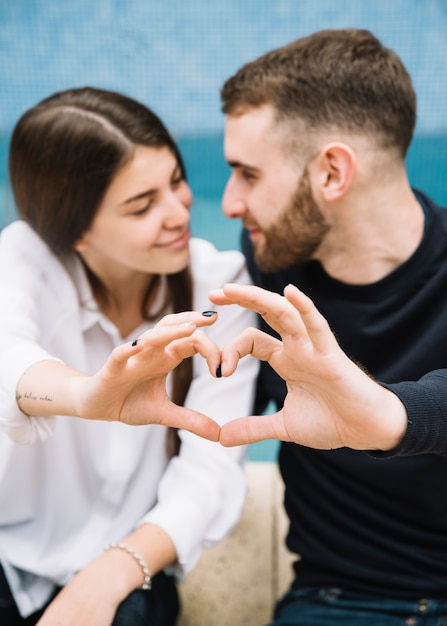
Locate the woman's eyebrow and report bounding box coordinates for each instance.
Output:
[121,189,156,205]
[120,163,182,206]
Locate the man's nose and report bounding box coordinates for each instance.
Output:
[222,177,247,219]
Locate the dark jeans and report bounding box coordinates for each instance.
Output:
[268,586,447,626]
[0,564,179,626]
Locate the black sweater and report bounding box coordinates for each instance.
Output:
[242,190,447,598]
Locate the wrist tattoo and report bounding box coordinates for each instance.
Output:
[18,391,53,403]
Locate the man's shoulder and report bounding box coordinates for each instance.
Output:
[414,188,447,222]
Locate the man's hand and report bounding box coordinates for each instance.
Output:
[209,283,407,451]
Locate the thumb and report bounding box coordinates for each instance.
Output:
[219,411,287,446]
[159,402,220,442]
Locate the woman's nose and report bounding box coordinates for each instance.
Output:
[165,186,192,227]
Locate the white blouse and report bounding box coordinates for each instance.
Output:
[0,221,258,618]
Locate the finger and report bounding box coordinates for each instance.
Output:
[168,330,222,376]
[283,284,340,352]
[134,321,198,348]
[108,323,199,374]
[219,283,308,339]
[208,288,235,306]
[159,402,220,442]
[220,328,282,375]
[154,310,218,329]
[219,411,288,446]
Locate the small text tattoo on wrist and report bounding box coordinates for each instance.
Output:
[19,392,53,402]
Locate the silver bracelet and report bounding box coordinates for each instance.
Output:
[105,542,152,590]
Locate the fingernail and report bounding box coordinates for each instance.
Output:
[131,339,139,347]
[216,364,222,378]
[202,310,217,317]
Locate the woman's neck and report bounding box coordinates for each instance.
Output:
[92,270,157,339]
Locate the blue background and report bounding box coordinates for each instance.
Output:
[2,1,447,460]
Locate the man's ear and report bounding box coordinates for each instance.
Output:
[312,142,356,202]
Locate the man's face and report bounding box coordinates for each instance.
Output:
[223,105,329,272]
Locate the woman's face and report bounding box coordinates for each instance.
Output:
[75,145,192,283]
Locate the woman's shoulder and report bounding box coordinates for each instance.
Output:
[189,237,248,285]
[1,220,52,263]
[2,219,40,243]
[0,220,77,297]
[189,238,252,309]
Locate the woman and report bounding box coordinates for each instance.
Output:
[0,87,258,626]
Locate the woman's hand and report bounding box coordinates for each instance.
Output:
[36,523,176,626]
[17,311,222,441]
[35,555,127,626]
[209,283,407,451]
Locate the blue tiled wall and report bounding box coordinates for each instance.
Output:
[1,1,447,136]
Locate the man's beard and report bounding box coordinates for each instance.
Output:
[253,167,330,273]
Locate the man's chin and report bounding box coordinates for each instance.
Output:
[254,250,290,273]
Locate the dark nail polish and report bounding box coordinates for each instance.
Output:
[216,364,222,378]
[132,339,139,347]
[202,310,217,317]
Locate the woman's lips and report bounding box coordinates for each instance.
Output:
[158,231,190,249]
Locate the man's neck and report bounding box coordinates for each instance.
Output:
[316,186,425,285]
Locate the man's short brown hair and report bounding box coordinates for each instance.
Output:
[221,29,416,158]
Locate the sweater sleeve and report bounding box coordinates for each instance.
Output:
[368,370,447,458]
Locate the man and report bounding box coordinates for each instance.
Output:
[209,29,447,625]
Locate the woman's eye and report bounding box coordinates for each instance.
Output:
[131,201,152,217]
[171,177,183,190]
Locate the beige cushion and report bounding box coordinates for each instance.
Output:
[178,462,295,626]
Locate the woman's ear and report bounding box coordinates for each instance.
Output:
[73,235,88,253]
[312,142,356,202]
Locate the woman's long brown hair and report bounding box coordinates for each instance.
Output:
[9,87,192,456]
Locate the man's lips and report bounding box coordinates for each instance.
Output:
[245,224,262,238]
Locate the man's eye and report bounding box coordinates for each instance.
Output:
[242,170,256,182]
